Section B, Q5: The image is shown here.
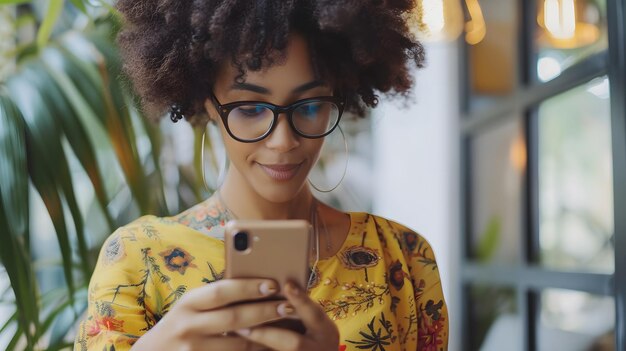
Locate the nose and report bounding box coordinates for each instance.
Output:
[264,113,300,153]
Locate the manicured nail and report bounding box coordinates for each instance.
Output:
[236,328,251,336]
[259,281,277,296]
[287,282,301,296]
[277,302,295,317]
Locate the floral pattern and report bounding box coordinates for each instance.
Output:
[307,265,321,290]
[402,231,419,252]
[86,303,125,336]
[319,280,390,320]
[103,233,125,265]
[339,245,380,270]
[159,247,197,275]
[346,313,396,351]
[75,196,448,351]
[418,299,446,351]
[388,259,410,291]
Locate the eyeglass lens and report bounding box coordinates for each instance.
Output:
[227,101,340,140]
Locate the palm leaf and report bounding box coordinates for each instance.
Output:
[68,0,86,14]
[22,61,92,284]
[0,91,38,349]
[138,113,169,215]
[45,287,87,348]
[6,67,78,314]
[41,44,115,234]
[0,0,32,5]
[0,93,29,249]
[44,29,153,218]
[0,4,211,348]
[78,32,152,214]
[36,0,64,49]
[29,61,94,280]
[100,61,152,213]
[5,323,24,351]
[0,309,18,337]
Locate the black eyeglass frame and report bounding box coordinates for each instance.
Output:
[209,92,346,143]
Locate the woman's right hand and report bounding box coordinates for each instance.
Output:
[130,278,289,351]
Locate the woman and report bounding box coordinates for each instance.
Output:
[75,1,448,350]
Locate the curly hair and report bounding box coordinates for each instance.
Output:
[115,0,426,124]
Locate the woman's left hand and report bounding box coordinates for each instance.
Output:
[235,281,340,351]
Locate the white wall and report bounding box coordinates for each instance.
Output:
[372,42,461,351]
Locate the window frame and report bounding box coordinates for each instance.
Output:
[458,0,626,350]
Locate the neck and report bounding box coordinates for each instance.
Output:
[218,166,315,220]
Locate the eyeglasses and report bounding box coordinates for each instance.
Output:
[210,92,345,143]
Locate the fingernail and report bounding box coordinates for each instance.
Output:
[287,282,301,296]
[259,281,277,296]
[277,302,295,317]
[236,328,251,336]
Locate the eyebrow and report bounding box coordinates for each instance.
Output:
[229,80,326,95]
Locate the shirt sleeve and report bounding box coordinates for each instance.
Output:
[404,230,449,351]
[74,228,154,351]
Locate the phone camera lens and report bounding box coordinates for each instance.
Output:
[234,231,249,251]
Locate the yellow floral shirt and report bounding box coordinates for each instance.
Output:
[75,201,448,351]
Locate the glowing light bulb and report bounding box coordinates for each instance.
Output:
[410,0,464,42]
[538,0,600,48]
[422,0,446,33]
[544,0,576,40]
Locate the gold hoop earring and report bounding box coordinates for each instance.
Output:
[201,121,228,192]
[308,125,349,193]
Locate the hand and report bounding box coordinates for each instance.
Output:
[235,282,340,351]
[131,278,291,351]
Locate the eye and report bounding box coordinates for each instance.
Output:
[298,103,322,118]
[235,105,267,117]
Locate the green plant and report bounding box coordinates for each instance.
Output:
[0,2,367,349]
[0,2,209,349]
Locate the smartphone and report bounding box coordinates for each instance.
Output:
[224,219,312,290]
[224,219,312,333]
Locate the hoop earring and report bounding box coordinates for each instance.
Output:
[308,125,349,193]
[201,121,228,192]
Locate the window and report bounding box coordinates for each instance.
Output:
[459,0,626,350]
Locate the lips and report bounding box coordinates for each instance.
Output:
[257,162,302,181]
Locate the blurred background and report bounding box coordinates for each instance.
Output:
[0,0,624,350]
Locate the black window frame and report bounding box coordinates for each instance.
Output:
[458,0,626,350]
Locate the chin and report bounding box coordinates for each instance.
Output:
[253,178,309,204]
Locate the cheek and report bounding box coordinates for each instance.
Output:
[216,124,245,162]
[307,139,325,164]
[222,137,253,164]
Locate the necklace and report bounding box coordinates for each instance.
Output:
[317,206,333,253]
[215,190,328,290]
[308,200,320,290]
